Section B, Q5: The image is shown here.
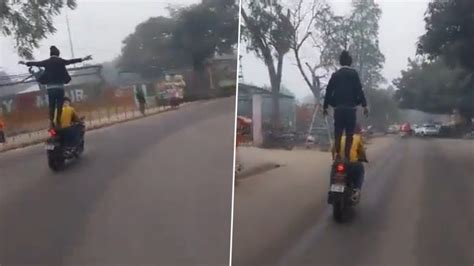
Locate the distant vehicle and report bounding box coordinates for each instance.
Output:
[399,122,412,138]
[387,124,399,134]
[263,131,295,150]
[413,125,424,136]
[420,124,440,136]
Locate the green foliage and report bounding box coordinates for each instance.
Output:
[172,0,239,70]
[396,0,474,121]
[364,87,400,129]
[344,0,385,89]
[119,16,186,77]
[0,0,77,59]
[118,0,238,77]
[394,58,473,118]
[418,0,474,71]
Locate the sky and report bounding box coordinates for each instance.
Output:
[239,0,431,99]
[0,0,430,99]
[0,0,200,75]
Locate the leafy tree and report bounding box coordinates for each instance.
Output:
[241,0,293,127]
[118,17,187,78]
[394,58,473,122]
[0,0,77,59]
[172,0,238,70]
[345,0,385,90]
[363,87,400,129]
[396,0,474,124]
[418,0,474,71]
[118,0,238,98]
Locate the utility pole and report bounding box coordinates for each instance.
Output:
[66,11,76,66]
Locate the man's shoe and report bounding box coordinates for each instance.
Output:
[351,189,361,203]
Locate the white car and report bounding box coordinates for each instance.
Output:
[420,124,440,136]
[413,125,424,136]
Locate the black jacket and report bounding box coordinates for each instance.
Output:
[323,67,367,109]
[26,56,83,85]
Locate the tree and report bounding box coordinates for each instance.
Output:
[241,0,293,127]
[289,0,340,101]
[118,0,238,98]
[363,87,400,129]
[172,0,238,96]
[172,0,238,70]
[418,0,474,71]
[394,57,473,122]
[0,0,77,59]
[118,16,187,78]
[396,0,474,124]
[345,0,385,90]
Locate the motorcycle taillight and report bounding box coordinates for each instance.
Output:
[336,163,345,173]
[48,129,57,137]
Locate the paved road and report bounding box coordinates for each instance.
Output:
[0,98,235,266]
[233,137,474,266]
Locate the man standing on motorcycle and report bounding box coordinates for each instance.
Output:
[19,46,92,129]
[323,50,369,161]
[331,124,368,202]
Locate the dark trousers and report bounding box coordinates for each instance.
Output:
[48,88,65,127]
[334,107,356,159]
[351,162,365,189]
[59,125,81,147]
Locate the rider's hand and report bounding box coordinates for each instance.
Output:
[83,55,92,61]
[323,109,328,116]
[18,61,26,65]
[363,107,369,117]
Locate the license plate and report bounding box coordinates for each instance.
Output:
[45,144,55,150]
[330,184,345,193]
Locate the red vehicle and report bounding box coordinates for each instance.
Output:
[399,122,412,137]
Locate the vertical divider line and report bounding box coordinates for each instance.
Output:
[229,0,243,265]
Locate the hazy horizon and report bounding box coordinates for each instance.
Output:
[239,0,430,100]
[0,0,200,75]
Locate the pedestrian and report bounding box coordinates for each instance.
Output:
[19,46,92,129]
[323,50,369,161]
[136,88,146,115]
[0,117,5,144]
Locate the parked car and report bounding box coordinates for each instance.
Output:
[420,124,440,136]
[413,125,424,136]
[387,124,399,134]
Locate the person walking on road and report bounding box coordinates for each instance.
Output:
[136,88,146,115]
[19,46,92,129]
[323,50,369,161]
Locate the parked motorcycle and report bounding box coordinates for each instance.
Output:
[262,131,295,150]
[46,119,85,171]
[327,161,362,222]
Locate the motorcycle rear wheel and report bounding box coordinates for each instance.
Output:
[333,196,347,222]
[48,157,64,171]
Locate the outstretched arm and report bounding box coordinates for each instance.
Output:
[64,58,83,65]
[64,55,92,65]
[24,60,48,67]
